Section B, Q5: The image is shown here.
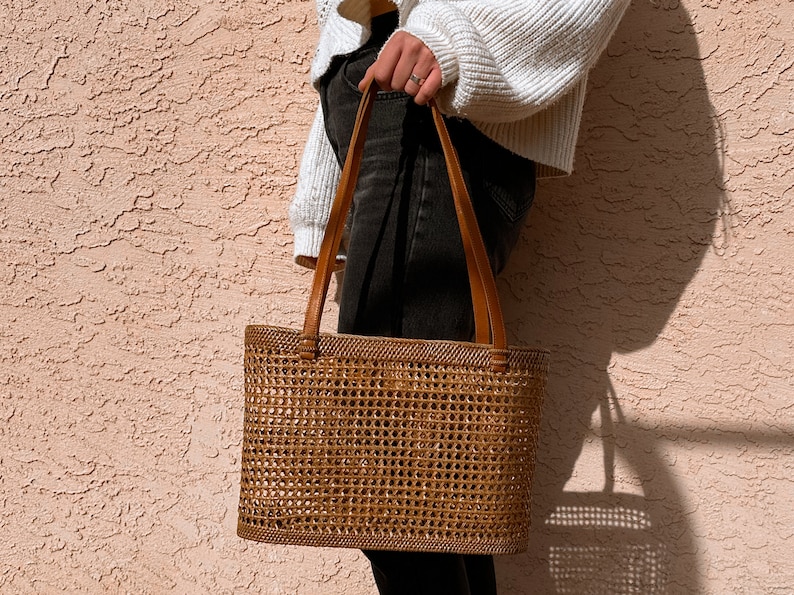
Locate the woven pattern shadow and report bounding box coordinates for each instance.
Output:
[543,387,670,594]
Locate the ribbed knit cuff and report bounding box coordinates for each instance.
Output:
[292,220,326,266]
[292,221,347,270]
[401,4,461,88]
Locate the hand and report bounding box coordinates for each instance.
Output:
[358,32,442,105]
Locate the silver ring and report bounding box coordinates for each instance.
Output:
[409,73,426,86]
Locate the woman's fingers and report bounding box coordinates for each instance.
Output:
[358,32,441,103]
[411,69,442,105]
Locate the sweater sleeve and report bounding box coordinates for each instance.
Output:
[400,0,630,123]
[288,104,342,268]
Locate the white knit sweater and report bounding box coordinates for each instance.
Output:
[290,0,630,264]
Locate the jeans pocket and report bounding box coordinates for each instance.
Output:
[340,46,409,100]
[482,170,536,223]
[452,120,537,224]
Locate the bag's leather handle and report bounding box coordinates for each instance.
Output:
[300,80,508,371]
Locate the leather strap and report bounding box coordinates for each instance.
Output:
[300,80,508,371]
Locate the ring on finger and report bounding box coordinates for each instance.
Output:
[409,73,426,86]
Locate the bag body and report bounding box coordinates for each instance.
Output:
[238,327,547,554]
[237,82,549,554]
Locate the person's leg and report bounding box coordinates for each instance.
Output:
[322,89,536,340]
[362,551,498,595]
[318,14,536,595]
[364,551,472,595]
[462,555,499,595]
[335,96,479,340]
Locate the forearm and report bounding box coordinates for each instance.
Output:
[288,106,342,267]
[402,0,631,122]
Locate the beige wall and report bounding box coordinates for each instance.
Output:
[1,1,790,593]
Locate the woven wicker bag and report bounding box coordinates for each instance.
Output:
[237,81,549,555]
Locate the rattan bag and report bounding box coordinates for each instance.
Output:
[237,81,549,555]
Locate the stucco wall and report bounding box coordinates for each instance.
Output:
[1,1,791,593]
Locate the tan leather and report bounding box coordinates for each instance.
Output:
[301,80,509,370]
[370,0,397,17]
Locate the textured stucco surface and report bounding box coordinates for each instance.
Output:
[0,1,791,593]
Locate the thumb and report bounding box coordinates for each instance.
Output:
[358,64,376,92]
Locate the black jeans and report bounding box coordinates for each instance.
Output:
[319,12,536,595]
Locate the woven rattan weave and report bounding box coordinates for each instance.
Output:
[237,82,549,554]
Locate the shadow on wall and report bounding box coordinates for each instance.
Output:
[497,1,724,593]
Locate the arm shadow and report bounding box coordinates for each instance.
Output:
[496,1,726,592]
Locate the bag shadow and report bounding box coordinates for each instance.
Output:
[496,0,726,592]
